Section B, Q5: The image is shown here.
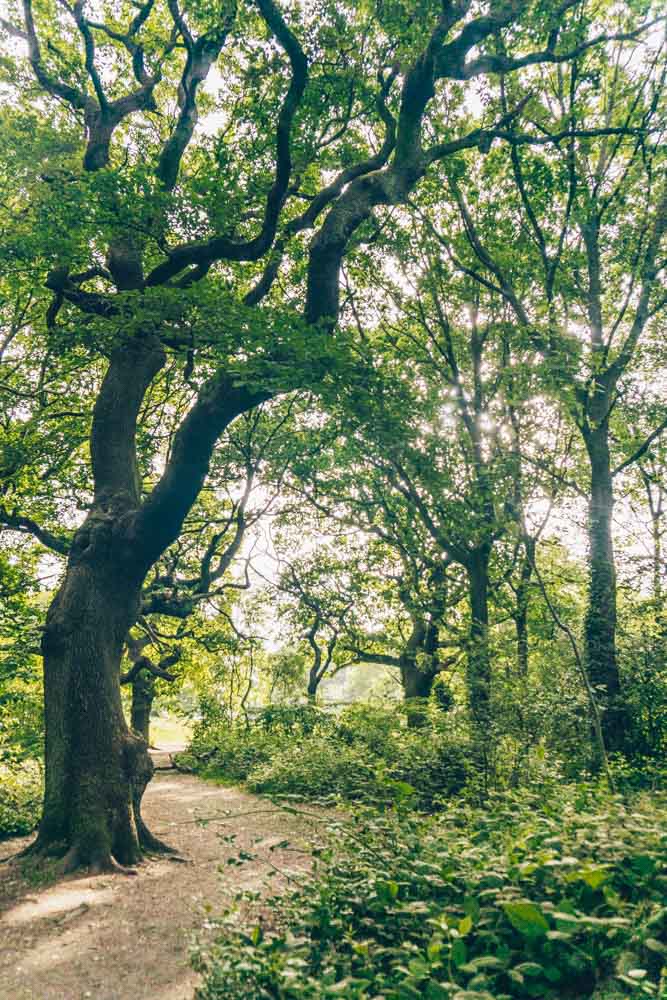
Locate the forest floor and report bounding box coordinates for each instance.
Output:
[0,746,321,1000]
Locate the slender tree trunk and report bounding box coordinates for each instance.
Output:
[650,507,662,603]
[130,671,155,744]
[653,523,662,602]
[466,546,492,728]
[514,539,534,677]
[583,424,626,752]
[306,669,320,702]
[465,545,494,791]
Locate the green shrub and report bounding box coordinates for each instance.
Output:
[246,724,467,808]
[195,787,667,999]
[247,732,383,802]
[0,761,42,838]
[255,704,329,734]
[180,717,282,784]
[185,703,468,808]
[334,704,401,755]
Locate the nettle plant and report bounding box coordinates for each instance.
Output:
[195,788,667,999]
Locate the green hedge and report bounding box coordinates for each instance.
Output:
[184,704,468,808]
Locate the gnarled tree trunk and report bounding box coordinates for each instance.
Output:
[400,617,440,727]
[38,549,150,871]
[30,329,261,872]
[30,334,165,871]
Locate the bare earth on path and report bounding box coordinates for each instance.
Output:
[0,748,320,1000]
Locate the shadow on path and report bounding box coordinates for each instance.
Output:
[0,747,319,1000]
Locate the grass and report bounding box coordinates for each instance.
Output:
[150,714,193,748]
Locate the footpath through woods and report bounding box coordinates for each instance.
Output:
[0,748,319,1000]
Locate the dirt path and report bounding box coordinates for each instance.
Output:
[0,750,320,1000]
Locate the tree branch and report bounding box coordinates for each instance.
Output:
[0,507,72,556]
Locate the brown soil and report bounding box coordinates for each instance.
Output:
[0,749,320,1000]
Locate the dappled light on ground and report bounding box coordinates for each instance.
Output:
[0,763,318,1000]
[2,884,115,926]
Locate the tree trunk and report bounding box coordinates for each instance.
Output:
[583,425,626,752]
[30,331,261,872]
[130,670,155,745]
[37,531,154,872]
[306,668,320,702]
[399,618,439,727]
[465,547,494,789]
[652,515,662,603]
[466,546,492,729]
[514,538,534,677]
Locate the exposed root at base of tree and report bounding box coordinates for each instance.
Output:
[136,820,179,857]
[59,845,139,877]
[1,815,183,876]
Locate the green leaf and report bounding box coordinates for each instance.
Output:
[503,902,549,938]
[574,866,608,889]
[451,938,467,967]
[631,855,656,876]
[408,958,431,979]
[515,962,544,977]
[427,937,444,961]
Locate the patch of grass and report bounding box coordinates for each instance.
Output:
[150,715,192,748]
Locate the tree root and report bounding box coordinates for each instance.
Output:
[58,843,138,876]
[1,834,68,865]
[136,822,176,855]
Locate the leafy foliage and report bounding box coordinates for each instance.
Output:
[195,788,667,999]
[0,761,42,839]
[185,703,467,809]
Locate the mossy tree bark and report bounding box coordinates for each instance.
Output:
[400,617,441,728]
[582,422,625,753]
[30,333,263,872]
[130,671,155,745]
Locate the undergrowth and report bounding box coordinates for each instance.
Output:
[0,761,42,838]
[180,703,468,809]
[194,786,667,1000]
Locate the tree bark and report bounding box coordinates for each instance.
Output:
[583,423,625,752]
[130,671,155,745]
[32,333,260,871]
[399,618,439,727]
[38,543,150,871]
[306,667,320,702]
[514,538,534,677]
[466,546,492,732]
[31,335,164,870]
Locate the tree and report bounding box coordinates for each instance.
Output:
[120,634,180,744]
[0,0,647,871]
[269,548,357,701]
[434,27,667,750]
